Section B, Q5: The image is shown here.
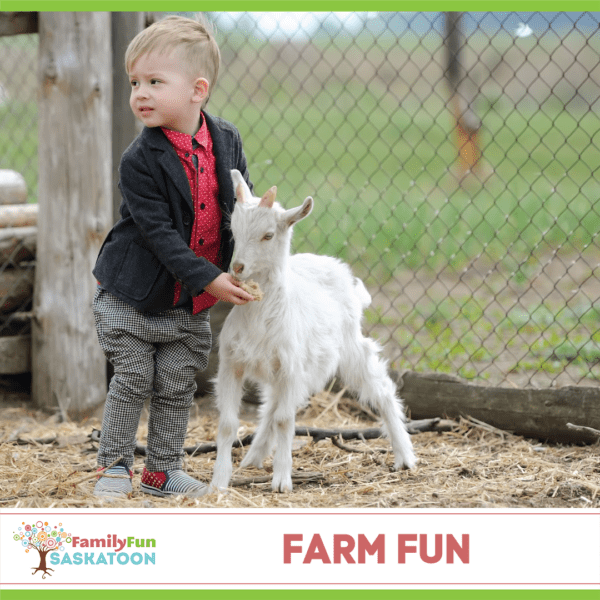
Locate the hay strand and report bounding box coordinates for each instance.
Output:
[1,393,599,508]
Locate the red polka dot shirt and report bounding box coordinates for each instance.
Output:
[162,115,222,314]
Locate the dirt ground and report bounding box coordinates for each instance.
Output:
[1,390,599,509]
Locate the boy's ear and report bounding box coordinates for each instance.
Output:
[193,78,209,103]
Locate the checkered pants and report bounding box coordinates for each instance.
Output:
[93,287,211,472]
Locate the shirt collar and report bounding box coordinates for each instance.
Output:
[161,112,208,153]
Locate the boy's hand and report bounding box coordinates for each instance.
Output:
[205,273,255,305]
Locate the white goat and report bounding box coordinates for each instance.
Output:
[210,170,416,493]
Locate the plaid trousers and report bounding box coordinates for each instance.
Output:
[93,287,212,472]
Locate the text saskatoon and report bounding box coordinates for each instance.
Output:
[49,536,156,566]
[283,534,470,564]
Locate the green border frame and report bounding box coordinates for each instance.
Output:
[0,0,600,12]
[2,592,600,599]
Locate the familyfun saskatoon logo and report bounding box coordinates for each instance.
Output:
[13,519,156,579]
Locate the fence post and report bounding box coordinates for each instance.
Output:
[111,12,144,223]
[444,12,482,177]
[32,12,113,418]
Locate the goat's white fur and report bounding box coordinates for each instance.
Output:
[210,169,416,493]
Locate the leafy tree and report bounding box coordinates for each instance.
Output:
[13,520,73,578]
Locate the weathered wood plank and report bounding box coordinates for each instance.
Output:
[0,335,31,374]
[393,370,600,444]
[111,12,144,223]
[0,12,38,37]
[32,13,113,418]
[0,170,27,205]
[0,204,37,228]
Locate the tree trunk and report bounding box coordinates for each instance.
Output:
[31,549,54,579]
[32,13,113,418]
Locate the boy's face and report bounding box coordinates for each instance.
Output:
[128,49,208,135]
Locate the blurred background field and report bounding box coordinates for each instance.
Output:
[2,11,600,389]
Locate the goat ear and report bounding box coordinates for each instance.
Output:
[259,186,277,208]
[231,169,251,204]
[284,196,313,228]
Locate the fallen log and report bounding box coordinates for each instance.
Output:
[393,370,600,444]
[0,204,37,228]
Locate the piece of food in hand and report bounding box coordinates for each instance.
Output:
[236,278,264,301]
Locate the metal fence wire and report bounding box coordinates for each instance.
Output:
[2,12,600,389]
[0,32,37,340]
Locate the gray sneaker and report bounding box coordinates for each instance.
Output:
[94,463,133,498]
[140,467,208,498]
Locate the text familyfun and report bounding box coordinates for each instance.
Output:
[50,551,155,566]
[72,535,156,552]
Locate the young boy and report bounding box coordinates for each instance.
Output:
[92,15,255,498]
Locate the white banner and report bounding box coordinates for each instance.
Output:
[1,510,598,587]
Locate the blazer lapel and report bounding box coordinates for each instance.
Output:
[204,112,235,213]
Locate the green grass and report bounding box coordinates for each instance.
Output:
[384,295,600,383]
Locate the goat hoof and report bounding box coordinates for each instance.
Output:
[240,454,264,470]
[394,454,417,471]
[208,481,230,495]
[272,476,293,493]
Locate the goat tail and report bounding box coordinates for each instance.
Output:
[353,276,371,309]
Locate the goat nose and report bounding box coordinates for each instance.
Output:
[232,262,244,275]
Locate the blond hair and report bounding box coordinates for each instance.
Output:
[125,14,220,107]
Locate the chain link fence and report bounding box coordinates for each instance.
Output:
[0,32,37,342]
[2,12,600,388]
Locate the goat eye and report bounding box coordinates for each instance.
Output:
[262,233,274,241]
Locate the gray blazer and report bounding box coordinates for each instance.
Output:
[93,112,252,312]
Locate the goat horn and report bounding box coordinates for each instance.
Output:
[259,186,277,208]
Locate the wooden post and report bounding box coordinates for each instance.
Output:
[445,12,482,178]
[111,12,144,223]
[33,13,113,418]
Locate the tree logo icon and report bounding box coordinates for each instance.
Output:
[13,520,73,579]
